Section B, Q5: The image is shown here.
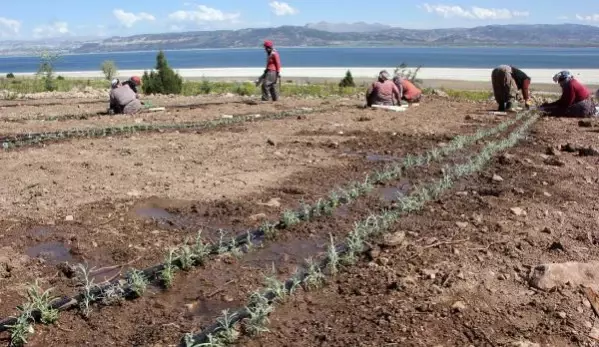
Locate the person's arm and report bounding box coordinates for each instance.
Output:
[522,78,531,101]
[392,84,401,106]
[274,52,281,75]
[547,83,574,108]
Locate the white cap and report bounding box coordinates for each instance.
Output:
[111,78,120,88]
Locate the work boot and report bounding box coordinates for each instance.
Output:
[498,103,506,112]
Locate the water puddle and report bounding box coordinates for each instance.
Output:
[244,237,327,269]
[136,207,174,220]
[185,298,240,319]
[376,181,411,202]
[29,226,53,237]
[26,242,73,264]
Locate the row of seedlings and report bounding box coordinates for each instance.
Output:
[182,112,540,346]
[0,106,327,150]
[0,112,530,345]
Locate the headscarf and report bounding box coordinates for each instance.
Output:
[111,78,120,89]
[552,70,573,84]
[378,70,390,82]
[393,73,404,84]
[263,40,274,48]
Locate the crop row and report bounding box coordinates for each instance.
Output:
[0,106,326,150]
[0,99,257,123]
[183,112,540,346]
[0,111,530,346]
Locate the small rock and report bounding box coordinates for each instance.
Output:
[513,187,525,195]
[456,222,469,229]
[560,143,578,153]
[258,198,281,208]
[421,269,436,280]
[585,321,592,328]
[367,247,381,260]
[511,341,540,347]
[579,147,599,157]
[455,191,468,196]
[545,146,559,156]
[544,157,566,167]
[451,301,467,312]
[556,311,567,319]
[549,241,565,252]
[578,120,593,127]
[266,139,276,146]
[248,213,267,222]
[382,231,406,247]
[541,227,551,234]
[499,153,515,165]
[510,207,527,216]
[543,191,552,197]
[492,174,504,182]
[529,261,599,291]
[327,141,339,149]
[432,89,449,98]
[65,215,74,221]
[376,257,390,266]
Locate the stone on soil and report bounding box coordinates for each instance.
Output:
[510,207,527,216]
[529,262,599,291]
[381,231,405,247]
[543,157,566,167]
[492,174,504,182]
[451,301,467,312]
[511,341,540,347]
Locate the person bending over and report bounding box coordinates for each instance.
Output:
[122,76,142,96]
[366,70,401,107]
[491,65,531,112]
[393,74,422,104]
[540,71,597,118]
[109,81,142,115]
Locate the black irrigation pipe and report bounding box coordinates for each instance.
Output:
[0,105,327,150]
[0,111,529,333]
[0,97,258,109]
[185,112,540,345]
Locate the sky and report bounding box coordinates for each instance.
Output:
[1,1,598,40]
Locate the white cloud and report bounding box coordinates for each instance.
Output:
[269,1,298,16]
[422,3,529,20]
[33,22,70,38]
[576,14,599,22]
[168,5,240,23]
[113,9,156,28]
[0,17,21,37]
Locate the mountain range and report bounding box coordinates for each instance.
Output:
[2,23,599,55]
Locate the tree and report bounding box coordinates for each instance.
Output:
[142,50,183,95]
[339,70,356,88]
[101,60,118,81]
[36,50,61,91]
[6,73,14,79]
[394,63,423,87]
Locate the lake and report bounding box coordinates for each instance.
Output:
[1,47,599,73]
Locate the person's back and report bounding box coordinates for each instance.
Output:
[370,80,399,105]
[109,85,142,114]
[569,78,591,102]
[401,79,421,101]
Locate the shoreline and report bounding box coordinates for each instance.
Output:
[4,67,599,85]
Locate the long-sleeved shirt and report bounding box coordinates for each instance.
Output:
[266,50,281,73]
[110,84,137,108]
[399,79,421,100]
[549,78,591,109]
[123,80,138,94]
[367,80,400,105]
[510,66,531,100]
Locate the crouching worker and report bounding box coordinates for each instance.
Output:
[122,76,142,98]
[366,70,401,107]
[491,65,531,111]
[109,79,142,115]
[540,71,597,118]
[393,74,422,104]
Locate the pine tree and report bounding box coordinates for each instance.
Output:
[142,50,183,95]
[339,70,356,88]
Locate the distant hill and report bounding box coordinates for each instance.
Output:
[4,23,599,55]
[305,21,393,33]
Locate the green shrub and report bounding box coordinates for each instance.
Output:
[56,75,65,80]
[101,60,118,81]
[234,82,257,96]
[6,73,14,79]
[339,70,356,88]
[142,50,183,95]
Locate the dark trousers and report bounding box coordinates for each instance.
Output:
[261,70,279,101]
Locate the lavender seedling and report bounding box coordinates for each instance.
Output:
[26,280,59,324]
[7,303,34,347]
[76,264,98,318]
[244,292,273,336]
[215,309,239,344]
[303,258,325,291]
[101,282,126,305]
[264,265,288,301]
[281,210,300,228]
[193,230,211,265]
[326,234,340,275]
[177,244,195,271]
[261,221,278,240]
[216,229,229,254]
[160,249,177,288]
[127,269,148,297]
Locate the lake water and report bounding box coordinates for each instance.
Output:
[1,47,599,73]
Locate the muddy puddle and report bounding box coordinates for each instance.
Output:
[375,181,411,202]
[243,236,328,269]
[26,241,73,264]
[184,297,241,319]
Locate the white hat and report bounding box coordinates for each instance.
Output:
[111,78,120,88]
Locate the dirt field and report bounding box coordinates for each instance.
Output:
[0,92,598,347]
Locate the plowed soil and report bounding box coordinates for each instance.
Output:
[0,93,596,347]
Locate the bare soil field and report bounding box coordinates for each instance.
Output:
[0,92,597,347]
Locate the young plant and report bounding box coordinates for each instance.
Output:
[193,230,211,265]
[26,280,59,324]
[299,200,312,221]
[75,264,98,318]
[7,303,34,347]
[184,333,225,347]
[127,269,148,297]
[281,210,300,228]
[215,309,239,344]
[160,249,177,288]
[263,265,288,301]
[216,229,229,254]
[342,227,364,265]
[327,234,340,275]
[100,282,126,305]
[244,292,273,336]
[177,244,195,271]
[328,190,340,208]
[228,237,243,258]
[303,258,325,291]
[261,221,278,240]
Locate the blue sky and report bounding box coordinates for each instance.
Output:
[1,1,598,40]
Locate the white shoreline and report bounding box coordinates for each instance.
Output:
[4,67,599,84]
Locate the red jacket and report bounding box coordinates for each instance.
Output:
[551,79,591,108]
[266,50,281,73]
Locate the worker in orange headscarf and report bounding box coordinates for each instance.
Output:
[392,74,422,104]
[256,40,281,101]
[123,76,142,98]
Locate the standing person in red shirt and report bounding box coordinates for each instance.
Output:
[540,71,597,118]
[256,40,281,101]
